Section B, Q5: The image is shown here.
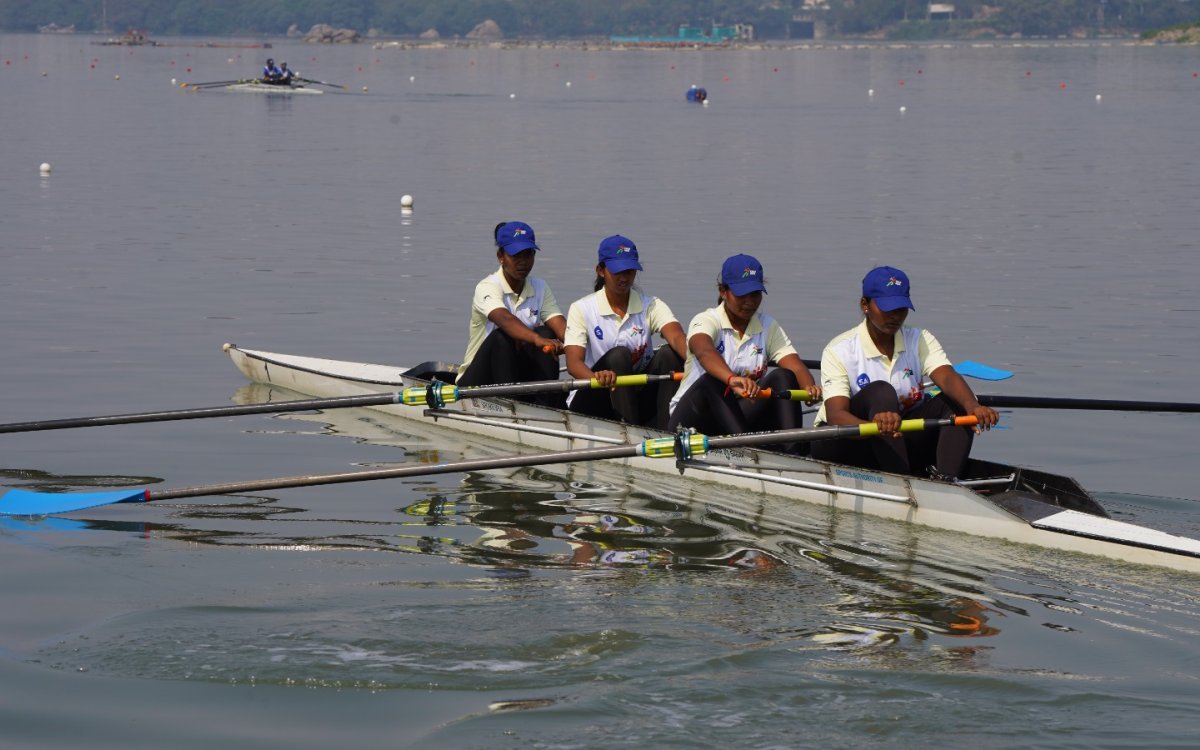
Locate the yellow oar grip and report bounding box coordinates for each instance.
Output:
[400,384,459,406]
[858,415,979,437]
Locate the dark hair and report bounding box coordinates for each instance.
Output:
[493,222,508,243]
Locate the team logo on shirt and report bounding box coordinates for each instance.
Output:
[594,326,604,340]
[856,373,871,388]
[750,344,763,356]
[902,368,913,379]
[716,340,726,355]
[629,325,644,337]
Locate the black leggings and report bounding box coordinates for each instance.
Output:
[456,325,562,407]
[666,369,808,454]
[568,346,684,429]
[809,380,974,477]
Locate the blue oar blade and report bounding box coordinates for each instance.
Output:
[0,488,146,516]
[954,361,1013,381]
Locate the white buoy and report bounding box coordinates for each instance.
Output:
[42,71,47,76]
[566,81,571,87]
[702,99,709,107]
[171,77,176,85]
[409,75,415,82]
[899,105,906,113]
[868,88,875,97]
[39,162,52,175]
[400,194,414,209]
[114,74,120,80]
[1095,94,1102,102]
[362,86,368,92]
[509,93,516,99]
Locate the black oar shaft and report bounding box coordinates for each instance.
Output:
[0,393,402,434]
[978,395,1200,412]
[149,443,642,501]
[0,373,679,435]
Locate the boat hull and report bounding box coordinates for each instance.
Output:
[223,345,1200,572]
[224,83,322,95]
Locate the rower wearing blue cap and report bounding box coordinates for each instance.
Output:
[563,235,688,428]
[667,254,822,453]
[456,221,567,406]
[811,265,1000,480]
[262,58,281,81]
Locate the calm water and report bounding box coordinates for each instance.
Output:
[2,33,1199,748]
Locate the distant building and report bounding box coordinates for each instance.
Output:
[928,4,956,20]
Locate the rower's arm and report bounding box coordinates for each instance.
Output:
[564,345,591,380]
[690,332,758,397]
[929,365,999,430]
[486,308,560,353]
[661,321,688,361]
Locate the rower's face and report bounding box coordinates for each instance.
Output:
[600,266,637,294]
[721,288,763,320]
[499,248,536,281]
[864,298,908,334]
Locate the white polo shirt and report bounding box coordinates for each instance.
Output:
[458,270,563,380]
[669,305,797,413]
[815,319,952,424]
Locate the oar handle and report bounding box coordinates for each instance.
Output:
[854,415,977,437]
[756,389,815,401]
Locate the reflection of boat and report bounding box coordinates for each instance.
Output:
[224,346,1200,572]
[224,82,323,95]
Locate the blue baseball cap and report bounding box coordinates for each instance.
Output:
[495,221,539,255]
[597,235,643,273]
[720,254,767,296]
[862,266,915,312]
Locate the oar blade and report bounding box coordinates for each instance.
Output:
[954,361,1013,380]
[0,488,146,516]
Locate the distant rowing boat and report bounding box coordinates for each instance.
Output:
[224,345,1200,573]
[224,81,323,95]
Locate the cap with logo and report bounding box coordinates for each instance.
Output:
[495,221,539,255]
[861,266,915,312]
[597,235,643,273]
[720,254,767,296]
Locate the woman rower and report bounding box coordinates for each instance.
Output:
[563,235,688,428]
[666,254,821,452]
[456,221,566,405]
[810,266,999,480]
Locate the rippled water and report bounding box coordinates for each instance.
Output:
[2,33,1199,748]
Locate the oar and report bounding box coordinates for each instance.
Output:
[0,372,683,435]
[0,417,979,516]
[182,79,248,89]
[296,76,346,89]
[976,395,1200,413]
[799,359,1012,381]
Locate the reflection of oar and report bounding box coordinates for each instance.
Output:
[0,417,978,516]
[976,395,1200,413]
[0,372,683,435]
[296,76,346,89]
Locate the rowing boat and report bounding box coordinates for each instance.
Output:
[224,82,323,95]
[224,344,1200,572]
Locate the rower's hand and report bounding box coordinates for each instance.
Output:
[969,404,1000,433]
[803,384,823,405]
[593,370,618,389]
[536,337,564,355]
[873,411,903,438]
[728,375,761,399]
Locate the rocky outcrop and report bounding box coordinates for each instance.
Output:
[420,28,441,40]
[303,24,361,44]
[466,20,503,40]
